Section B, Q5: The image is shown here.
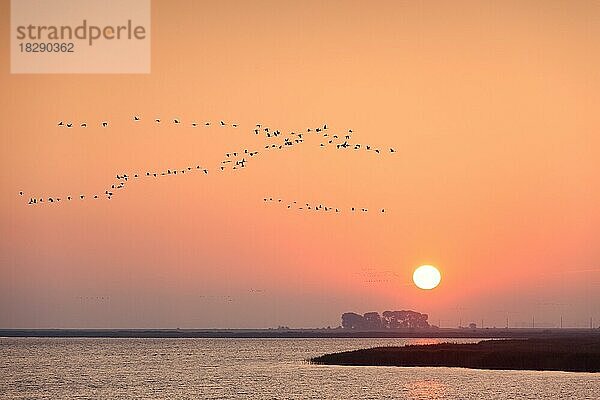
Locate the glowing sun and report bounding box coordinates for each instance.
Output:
[413,265,441,290]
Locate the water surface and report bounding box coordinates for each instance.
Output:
[1,337,598,399]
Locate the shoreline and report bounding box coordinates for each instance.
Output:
[1,328,598,339]
[310,336,600,373]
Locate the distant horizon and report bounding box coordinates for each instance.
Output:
[1,326,598,331]
[1,313,597,331]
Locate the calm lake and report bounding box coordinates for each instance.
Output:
[1,337,598,399]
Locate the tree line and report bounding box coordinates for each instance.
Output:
[341,310,431,329]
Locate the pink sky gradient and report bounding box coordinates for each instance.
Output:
[1,0,599,328]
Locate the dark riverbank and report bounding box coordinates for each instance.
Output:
[0,328,597,339]
[0,328,600,339]
[311,336,600,372]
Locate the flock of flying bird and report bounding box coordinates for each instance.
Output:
[357,267,403,284]
[20,116,396,212]
[263,197,385,214]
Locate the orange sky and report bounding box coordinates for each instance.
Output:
[1,0,599,328]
